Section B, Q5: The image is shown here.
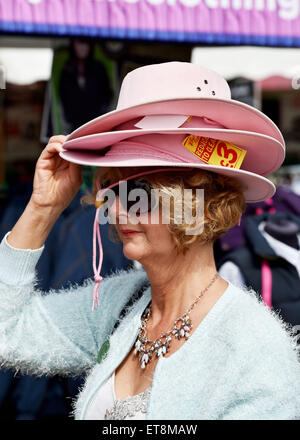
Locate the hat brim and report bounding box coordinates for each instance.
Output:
[63,128,284,177]
[67,97,284,146]
[59,150,275,203]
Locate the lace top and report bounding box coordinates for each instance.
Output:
[84,370,151,420]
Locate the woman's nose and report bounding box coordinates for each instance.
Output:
[109,195,128,224]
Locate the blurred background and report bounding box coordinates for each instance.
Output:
[0,0,300,420]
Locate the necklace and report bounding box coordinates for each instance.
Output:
[133,272,219,369]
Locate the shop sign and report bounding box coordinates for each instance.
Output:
[1,0,300,45]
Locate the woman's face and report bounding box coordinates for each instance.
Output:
[110,195,175,263]
[73,40,91,60]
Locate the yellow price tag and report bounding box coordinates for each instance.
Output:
[182,135,247,169]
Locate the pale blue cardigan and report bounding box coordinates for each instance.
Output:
[0,232,300,420]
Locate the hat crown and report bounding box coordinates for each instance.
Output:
[117,62,231,110]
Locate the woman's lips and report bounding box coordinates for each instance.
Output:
[121,230,141,237]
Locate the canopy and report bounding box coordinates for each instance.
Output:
[0,0,300,46]
[191,46,300,81]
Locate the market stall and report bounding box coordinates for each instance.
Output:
[1,0,300,421]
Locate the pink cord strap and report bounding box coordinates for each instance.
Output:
[91,167,191,311]
[261,260,272,308]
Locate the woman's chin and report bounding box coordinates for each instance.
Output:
[122,241,147,261]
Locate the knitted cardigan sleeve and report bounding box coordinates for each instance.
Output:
[0,232,147,377]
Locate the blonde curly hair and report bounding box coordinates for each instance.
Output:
[81,166,246,254]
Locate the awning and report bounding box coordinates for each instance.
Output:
[191,47,300,83]
[0,0,300,46]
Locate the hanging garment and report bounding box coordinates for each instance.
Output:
[218,212,300,328]
[216,186,300,258]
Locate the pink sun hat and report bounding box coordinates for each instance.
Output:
[65,62,284,144]
[61,115,285,178]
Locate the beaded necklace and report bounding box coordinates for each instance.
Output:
[134,273,219,369]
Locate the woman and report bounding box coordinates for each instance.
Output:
[0,62,299,420]
[59,38,113,133]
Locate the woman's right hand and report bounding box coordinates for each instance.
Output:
[29,135,83,214]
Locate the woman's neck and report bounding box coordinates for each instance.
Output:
[141,242,226,328]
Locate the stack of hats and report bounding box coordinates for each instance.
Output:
[60,61,285,204]
[59,62,286,309]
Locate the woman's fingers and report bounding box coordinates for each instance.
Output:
[44,135,67,155]
[39,140,66,161]
[48,135,68,144]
